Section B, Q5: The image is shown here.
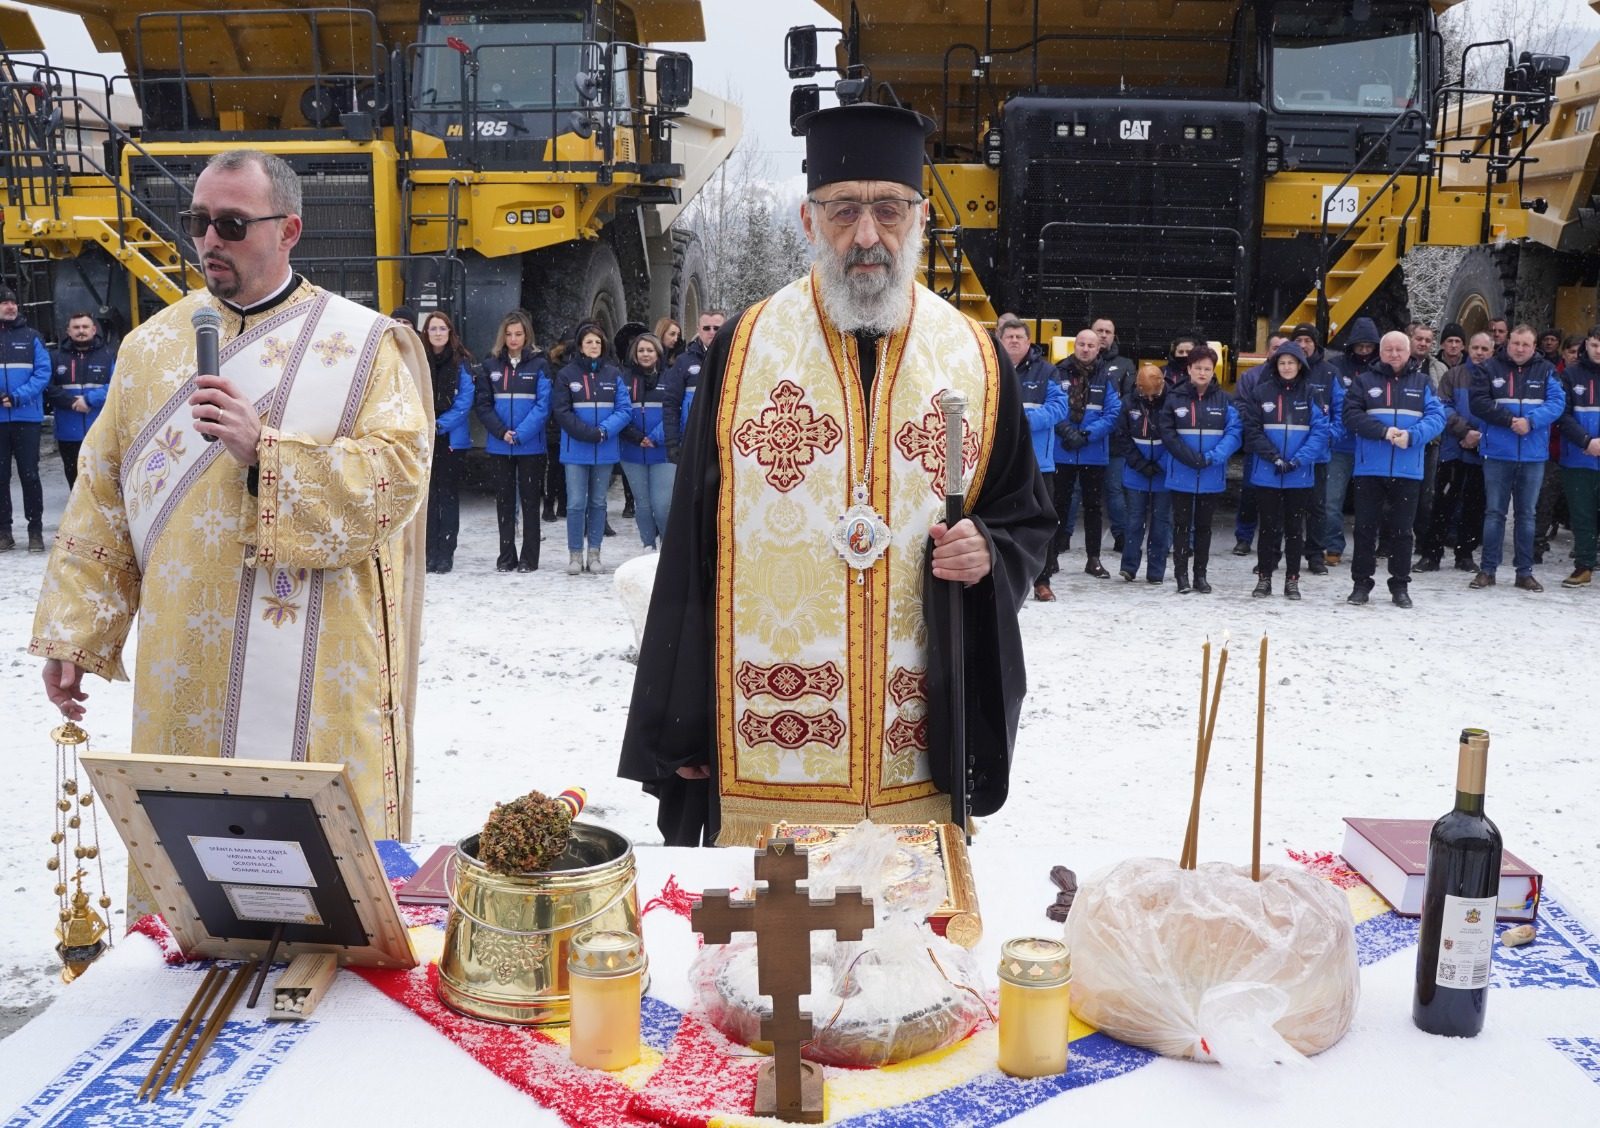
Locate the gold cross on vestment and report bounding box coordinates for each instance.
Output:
[691,840,874,1123]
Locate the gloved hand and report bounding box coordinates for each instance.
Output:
[1273,457,1292,474]
[1139,461,1161,478]
[1060,426,1089,451]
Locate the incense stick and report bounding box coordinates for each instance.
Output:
[138,965,223,1101]
[144,965,227,1100]
[1254,635,1268,881]
[1184,634,1230,869]
[173,959,258,1094]
[1182,638,1211,869]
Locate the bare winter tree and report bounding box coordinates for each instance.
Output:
[682,120,810,313]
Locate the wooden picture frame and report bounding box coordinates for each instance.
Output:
[82,752,415,970]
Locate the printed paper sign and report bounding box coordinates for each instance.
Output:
[223,884,324,926]
[190,836,317,888]
[1321,186,1359,225]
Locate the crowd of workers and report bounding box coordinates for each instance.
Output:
[6,287,1598,606]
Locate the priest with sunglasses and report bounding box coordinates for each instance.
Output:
[31,149,432,912]
[620,103,1054,846]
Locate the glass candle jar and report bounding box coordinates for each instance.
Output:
[996,936,1072,1078]
[568,928,645,1070]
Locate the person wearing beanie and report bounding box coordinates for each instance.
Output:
[1324,315,1381,564]
[0,285,52,552]
[1439,323,1466,369]
[1236,341,1331,600]
[1555,327,1600,586]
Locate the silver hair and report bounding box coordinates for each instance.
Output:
[204,149,302,217]
[806,200,922,335]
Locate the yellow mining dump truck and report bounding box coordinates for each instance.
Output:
[1440,0,1600,336]
[0,1,740,350]
[784,0,1566,369]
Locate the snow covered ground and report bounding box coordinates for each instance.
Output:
[3,465,1597,1037]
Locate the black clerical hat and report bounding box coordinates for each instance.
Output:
[797,103,933,192]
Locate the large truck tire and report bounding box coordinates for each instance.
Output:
[1442,246,1518,338]
[670,229,707,328]
[527,240,628,353]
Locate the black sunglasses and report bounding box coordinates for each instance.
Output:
[179,210,288,242]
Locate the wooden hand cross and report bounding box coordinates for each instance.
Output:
[692,839,874,1123]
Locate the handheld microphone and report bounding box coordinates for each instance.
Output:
[192,305,222,442]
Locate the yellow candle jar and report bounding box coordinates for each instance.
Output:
[996,936,1072,1078]
[568,928,645,1070]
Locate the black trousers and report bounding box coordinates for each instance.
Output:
[1171,492,1218,573]
[1256,487,1312,578]
[0,421,43,531]
[1304,461,1328,556]
[58,439,82,489]
[1052,464,1104,573]
[1036,471,1054,583]
[1422,459,1485,557]
[426,445,462,569]
[493,453,544,567]
[544,418,566,513]
[1411,441,1440,546]
[1353,476,1422,590]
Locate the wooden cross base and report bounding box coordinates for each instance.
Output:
[755,1059,823,1122]
[692,838,873,1124]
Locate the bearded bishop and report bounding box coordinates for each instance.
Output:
[619,103,1055,846]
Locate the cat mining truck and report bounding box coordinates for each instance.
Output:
[784,0,1573,372]
[0,1,740,350]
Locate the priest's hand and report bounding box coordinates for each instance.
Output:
[42,659,88,721]
[190,375,262,465]
[930,518,991,585]
[675,764,711,780]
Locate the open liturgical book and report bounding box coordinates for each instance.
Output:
[1340,817,1541,922]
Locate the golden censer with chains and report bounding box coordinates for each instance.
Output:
[49,721,113,982]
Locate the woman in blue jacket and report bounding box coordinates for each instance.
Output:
[618,332,674,549]
[553,323,632,575]
[423,312,477,573]
[473,310,552,572]
[1157,346,1241,594]
[1114,363,1172,584]
[1236,342,1331,600]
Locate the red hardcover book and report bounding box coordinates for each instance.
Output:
[396,845,454,907]
[1340,817,1541,921]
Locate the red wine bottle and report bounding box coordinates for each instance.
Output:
[1412,728,1503,1037]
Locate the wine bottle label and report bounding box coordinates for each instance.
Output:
[1435,893,1497,989]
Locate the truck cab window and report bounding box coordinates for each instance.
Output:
[1270,2,1420,116]
[417,8,588,111]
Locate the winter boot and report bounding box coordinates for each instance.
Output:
[1192,568,1212,594]
[1414,554,1441,572]
[1347,579,1374,605]
[541,499,557,522]
[1454,549,1477,572]
[1251,574,1272,598]
[1305,556,1328,576]
[586,546,607,575]
[567,551,584,575]
[1231,539,1251,556]
[28,529,45,553]
[1084,556,1109,579]
[1174,557,1192,594]
[0,529,12,551]
[1283,575,1301,601]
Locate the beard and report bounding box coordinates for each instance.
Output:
[202,251,241,300]
[810,209,922,335]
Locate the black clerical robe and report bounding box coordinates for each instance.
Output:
[617,299,1054,846]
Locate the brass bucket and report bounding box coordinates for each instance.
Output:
[436,821,642,1025]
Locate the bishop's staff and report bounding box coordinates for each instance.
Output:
[939,390,970,844]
